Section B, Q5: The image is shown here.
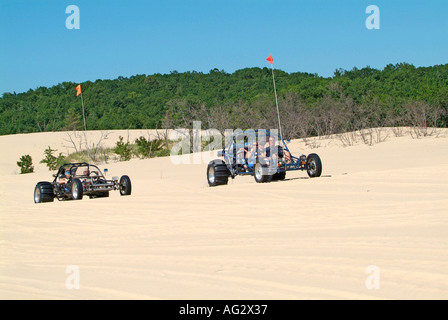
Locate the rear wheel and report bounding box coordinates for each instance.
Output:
[34,182,54,203]
[71,179,83,200]
[254,162,272,183]
[207,160,230,187]
[306,153,322,178]
[119,175,132,196]
[272,171,286,181]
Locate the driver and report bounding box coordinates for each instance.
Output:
[236,147,246,168]
[57,169,71,184]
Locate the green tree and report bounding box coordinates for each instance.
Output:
[17,155,34,174]
[63,108,82,131]
[135,136,164,159]
[40,146,65,170]
[1,63,447,136]
[113,136,132,161]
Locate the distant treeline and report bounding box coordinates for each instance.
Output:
[1,63,447,138]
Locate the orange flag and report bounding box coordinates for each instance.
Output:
[76,84,82,96]
[266,54,273,64]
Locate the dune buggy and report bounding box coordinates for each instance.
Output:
[207,130,322,186]
[34,162,131,203]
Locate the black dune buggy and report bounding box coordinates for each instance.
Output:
[207,130,322,186]
[34,162,131,203]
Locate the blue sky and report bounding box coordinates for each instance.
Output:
[0,0,447,94]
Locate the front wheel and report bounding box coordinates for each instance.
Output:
[207,160,230,187]
[119,175,132,196]
[306,153,322,178]
[34,182,55,203]
[254,162,272,183]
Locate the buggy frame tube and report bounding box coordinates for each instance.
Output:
[223,130,306,177]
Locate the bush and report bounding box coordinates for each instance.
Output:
[154,148,171,158]
[40,146,66,170]
[17,155,34,174]
[135,136,164,159]
[113,136,132,161]
[63,150,90,164]
[134,136,151,159]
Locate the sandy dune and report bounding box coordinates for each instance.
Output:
[0,129,447,299]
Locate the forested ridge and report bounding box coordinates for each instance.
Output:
[1,62,447,138]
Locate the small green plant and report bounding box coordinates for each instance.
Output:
[134,136,151,159]
[114,136,132,161]
[64,150,90,164]
[17,155,34,174]
[135,136,164,159]
[40,146,66,170]
[154,148,170,158]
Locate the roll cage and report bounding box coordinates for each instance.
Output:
[53,162,107,183]
[219,129,307,177]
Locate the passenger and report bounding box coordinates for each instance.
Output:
[265,136,291,164]
[257,141,267,157]
[244,141,259,172]
[82,169,91,184]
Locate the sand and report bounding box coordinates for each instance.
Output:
[0,128,447,299]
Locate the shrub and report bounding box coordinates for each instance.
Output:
[114,136,132,161]
[135,136,164,159]
[154,148,170,158]
[134,136,151,159]
[17,155,34,174]
[40,146,66,170]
